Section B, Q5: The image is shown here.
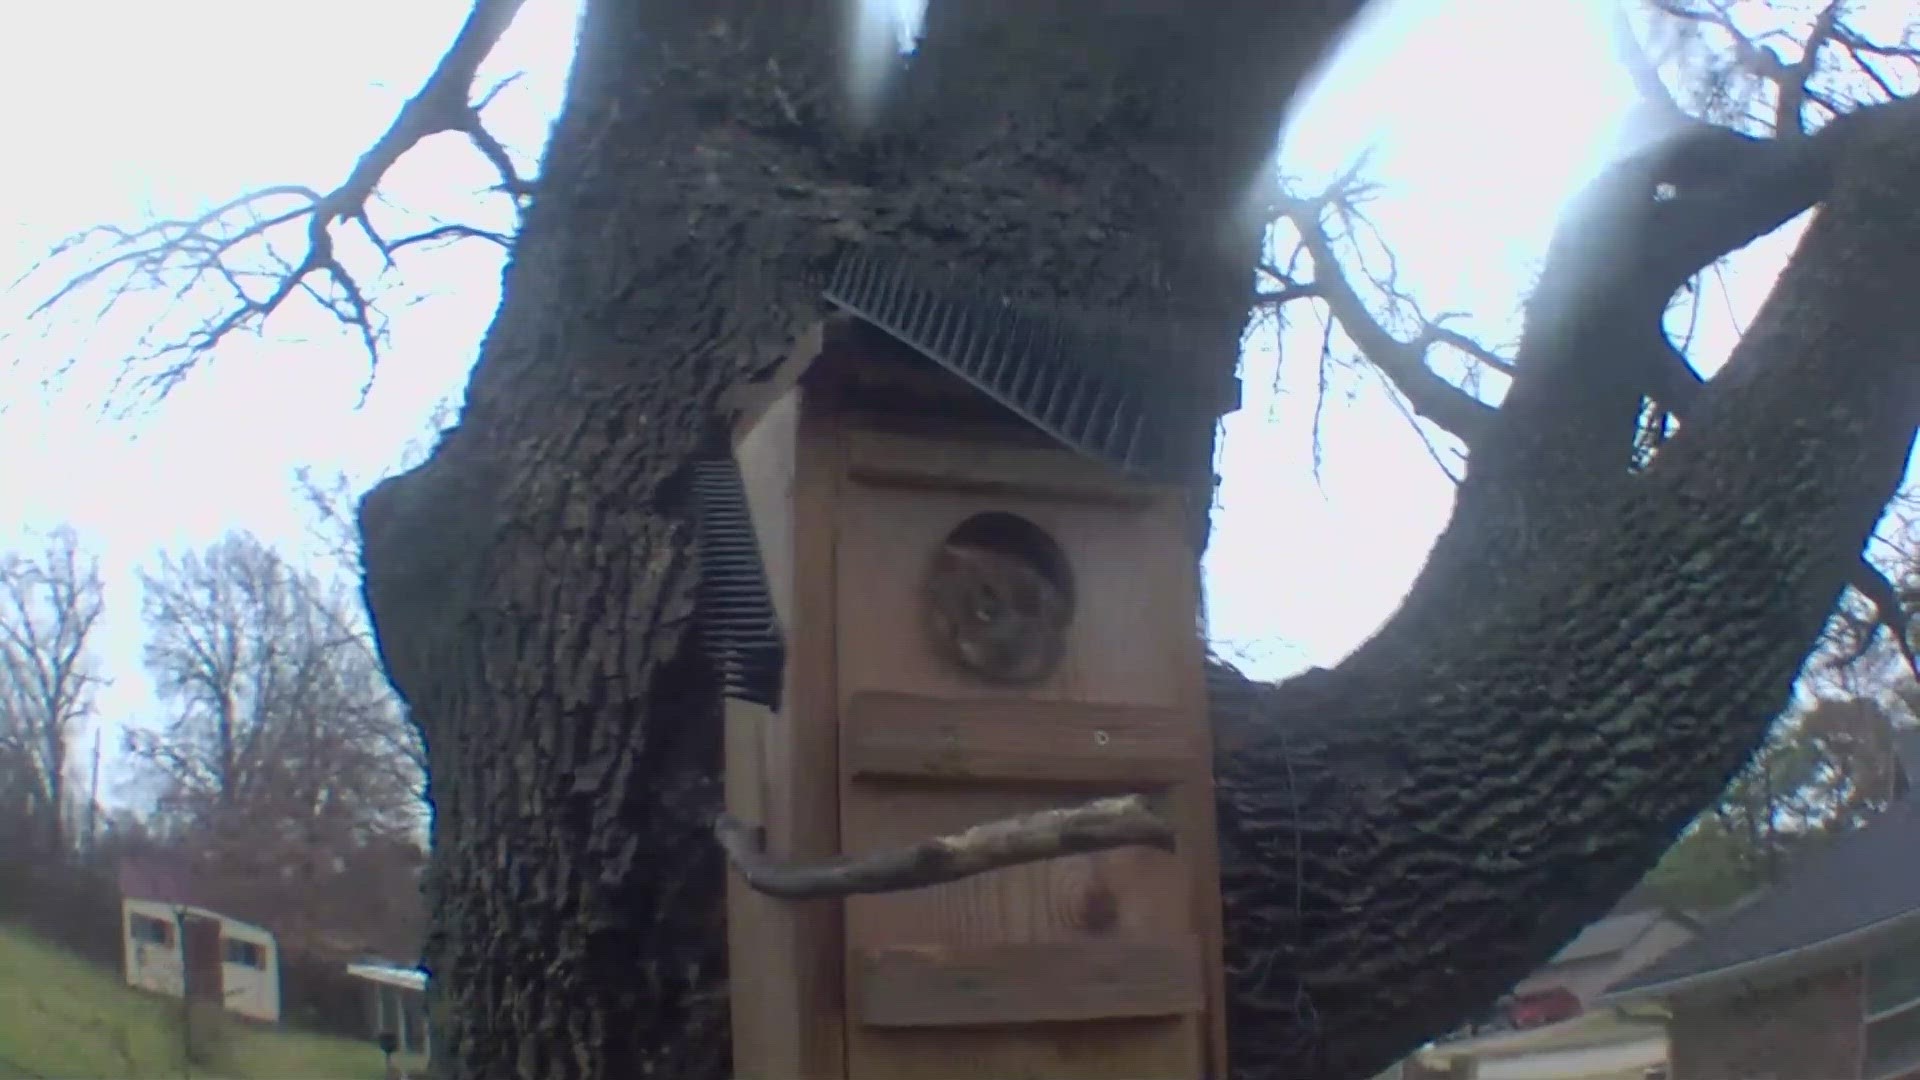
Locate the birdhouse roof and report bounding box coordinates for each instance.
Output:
[812,251,1234,483]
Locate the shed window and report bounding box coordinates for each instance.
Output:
[223,938,266,969]
[129,914,172,946]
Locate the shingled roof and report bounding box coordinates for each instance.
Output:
[1602,728,1920,1003]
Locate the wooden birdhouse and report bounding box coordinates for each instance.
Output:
[697,254,1236,1080]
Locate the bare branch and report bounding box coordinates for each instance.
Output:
[716,794,1175,899]
[1273,183,1503,447]
[21,0,533,404]
[1416,324,1516,378]
[1774,3,1845,137]
[1613,3,1692,121]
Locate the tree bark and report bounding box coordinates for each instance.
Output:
[358,2,1369,1077]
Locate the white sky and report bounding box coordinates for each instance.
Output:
[0,0,1788,797]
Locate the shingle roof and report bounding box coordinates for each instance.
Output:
[1605,791,1920,1000]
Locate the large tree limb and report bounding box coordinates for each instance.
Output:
[1220,93,1920,1080]
[715,794,1175,900]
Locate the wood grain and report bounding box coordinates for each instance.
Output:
[853,939,1205,1028]
[844,691,1200,784]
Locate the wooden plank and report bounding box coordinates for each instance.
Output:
[853,940,1205,1029]
[844,428,1164,506]
[1160,541,1233,1080]
[722,698,772,1070]
[844,691,1201,784]
[733,388,801,630]
[725,405,847,1080]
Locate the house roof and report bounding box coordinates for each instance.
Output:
[345,962,428,993]
[1552,906,1672,966]
[1604,778,1920,1003]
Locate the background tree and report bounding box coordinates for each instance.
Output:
[0,526,107,857]
[128,530,424,936]
[1643,690,1918,909]
[22,2,1920,1079]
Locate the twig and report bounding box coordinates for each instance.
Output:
[715,794,1175,899]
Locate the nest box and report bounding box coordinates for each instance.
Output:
[699,255,1236,1080]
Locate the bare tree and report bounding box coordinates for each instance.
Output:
[131,531,423,889]
[23,1,1920,1078]
[0,526,107,856]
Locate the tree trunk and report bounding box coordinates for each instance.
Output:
[359,1,1920,1075]
[359,2,1368,1077]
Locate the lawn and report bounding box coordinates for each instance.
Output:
[0,923,408,1079]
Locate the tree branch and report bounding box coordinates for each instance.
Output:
[715,794,1175,899]
[1274,183,1502,447]
[22,0,533,402]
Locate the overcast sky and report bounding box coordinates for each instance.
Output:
[0,0,1787,798]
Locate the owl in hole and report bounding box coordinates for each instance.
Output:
[922,538,1072,685]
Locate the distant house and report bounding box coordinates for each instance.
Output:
[117,858,281,1024]
[344,960,431,1062]
[1411,892,1697,1080]
[1599,729,1920,1080]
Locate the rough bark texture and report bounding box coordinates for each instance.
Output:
[358,2,1368,1077]
[354,0,1920,1076]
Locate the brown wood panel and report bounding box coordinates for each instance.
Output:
[733,386,801,628]
[821,417,1213,1068]
[836,781,1204,1078]
[832,482,1191,705]
[832,458,1214,1079]
[722,698,773,1072]
[722,398,846,1080]
[854,940,1204,1028]
[844,428,1165,507]
[844,691,1201,784]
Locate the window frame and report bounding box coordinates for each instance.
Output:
[128,914,173,947]
[222,937,267,970]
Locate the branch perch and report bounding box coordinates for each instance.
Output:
[715,794,1175,899]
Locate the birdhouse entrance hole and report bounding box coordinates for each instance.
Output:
[923,512,1076,687]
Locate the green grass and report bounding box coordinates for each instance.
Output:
[0,924,416,1079]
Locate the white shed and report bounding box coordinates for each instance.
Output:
[118,860,282,1024]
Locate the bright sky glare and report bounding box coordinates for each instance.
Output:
[0,0,1786,797]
